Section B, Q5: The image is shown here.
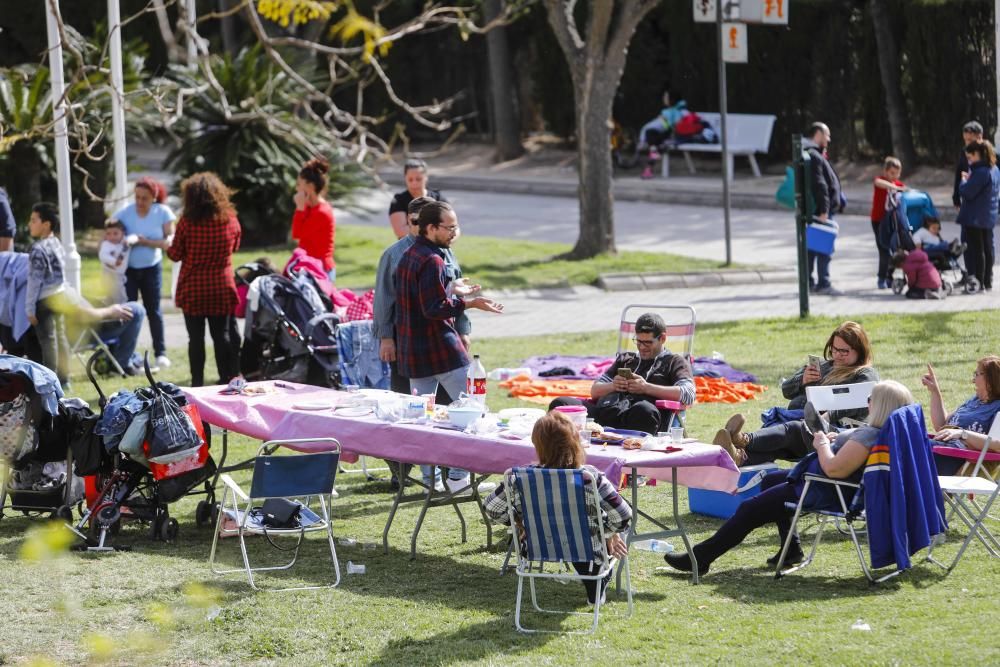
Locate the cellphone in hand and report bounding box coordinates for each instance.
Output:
[807,355,823,372]
[616,368,634,379]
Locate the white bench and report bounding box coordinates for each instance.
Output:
[661,112,776,180]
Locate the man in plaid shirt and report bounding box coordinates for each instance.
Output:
[395,201,503,493]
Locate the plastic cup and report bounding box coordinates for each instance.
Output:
[669,426,685,442]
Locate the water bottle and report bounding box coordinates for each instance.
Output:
[467,355,487,406]
[633,539,674,553]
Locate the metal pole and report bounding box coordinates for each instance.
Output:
[793,134,810,318]
[44,0,81,290]
[716,2,732,266]
[107,0,128,211]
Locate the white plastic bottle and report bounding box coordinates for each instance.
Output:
[467,355,487,406]
[632,539,675,553]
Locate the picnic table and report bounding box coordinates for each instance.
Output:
[184,381,740,583]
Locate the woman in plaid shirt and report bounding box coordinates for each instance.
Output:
[167,173,242,386]
[484,411,632,604]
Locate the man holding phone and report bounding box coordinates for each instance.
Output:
[549,313,695,433]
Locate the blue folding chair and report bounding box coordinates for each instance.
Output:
[776,404,945,584]
[506,466,632,634]
[208,438,341,591]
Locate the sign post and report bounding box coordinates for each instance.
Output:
[715,1,733,265]
[792,135,811,318]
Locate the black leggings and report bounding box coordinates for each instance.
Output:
[963,226,995,290]
[744,420,812,465]
[693,471,799,567]
[183,314,241,387]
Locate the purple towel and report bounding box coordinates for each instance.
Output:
[692,357,758,384]
[521,355,610,379]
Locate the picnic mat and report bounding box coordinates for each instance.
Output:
[520,354,759,383]
[500,375,768,405]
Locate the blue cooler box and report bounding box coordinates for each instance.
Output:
[689,463,779,519]
[806,220,838,256]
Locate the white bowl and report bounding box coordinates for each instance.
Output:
[449,405,483,429]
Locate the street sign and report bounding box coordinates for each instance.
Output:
[721,22,748,63]
[693,0,716,23]
[762,0,788,24]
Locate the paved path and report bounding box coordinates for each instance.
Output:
[141,187,997,352]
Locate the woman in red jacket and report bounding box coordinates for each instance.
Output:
[291,157,336,281]
[167,172,242,387]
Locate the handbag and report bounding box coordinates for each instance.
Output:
[260,498,302,529]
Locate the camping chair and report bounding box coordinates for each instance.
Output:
[208,438,341,591]
[932,415,1000,483]
[505,466,632,634]
[929,431,1000,572]
[616,304,696,431]
[71,327,126,377]
[775,404,945,584]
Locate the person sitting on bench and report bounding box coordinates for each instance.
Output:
[549,312,695,434]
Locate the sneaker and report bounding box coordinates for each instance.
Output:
[803,401,830,436]
[877,278,889,289]
[640,166,654,180]
[813,285,843,296]
[155,355,171,369]
[648,148,661,161]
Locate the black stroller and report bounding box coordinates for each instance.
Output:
[68,353,217,551]
[240,273,341,388]
[0,357,96,523]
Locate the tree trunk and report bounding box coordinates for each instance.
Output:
[571,80,616,257]
[484,0,524,162]
[869,0,917,168]
[9,140,42,222]
[218,0,239,56]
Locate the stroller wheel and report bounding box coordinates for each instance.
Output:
[159,517,179,542]
[54,505,74,522]
[943,280,955,296]
[195,500,213,527]
[89,504,121,539]
[892,278,905,295]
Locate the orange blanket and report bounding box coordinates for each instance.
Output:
[499,375,767,405]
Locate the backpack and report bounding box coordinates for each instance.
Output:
[673,112,704,140]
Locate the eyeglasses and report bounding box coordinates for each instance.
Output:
[633,337,658,347]
[437,224,460,234]
[831,345,853,356]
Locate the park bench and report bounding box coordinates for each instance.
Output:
[661,112,777,180]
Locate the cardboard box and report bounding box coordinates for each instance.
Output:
[688,463,780,519]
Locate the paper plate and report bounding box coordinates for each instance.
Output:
[498,408,545,421]
[334,406,373,417]
[293,402,329,411]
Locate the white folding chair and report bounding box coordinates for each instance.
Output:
[777,405,945,584]
[616,304,696,431]
[930,431,1000,572]
[932,415,1000,483]
[506,466,632,634]
[208,438,341,591]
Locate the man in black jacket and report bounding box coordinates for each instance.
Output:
[804,122,845,295]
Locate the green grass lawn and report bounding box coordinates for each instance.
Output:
[1,311,998,664]
[77,223,735,299]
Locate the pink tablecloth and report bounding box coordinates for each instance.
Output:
[184,382,740,492]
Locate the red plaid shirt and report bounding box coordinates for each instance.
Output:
[395,235,468,378]
[167,215,242,315]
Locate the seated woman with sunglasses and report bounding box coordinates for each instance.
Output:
[715,321,879,466]
[922,356,1000,475]
[548,312,695,434]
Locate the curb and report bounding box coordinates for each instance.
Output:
[597,269,797,291]
[381,172,786,211]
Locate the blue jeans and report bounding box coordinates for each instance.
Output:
[97,301,146,370]
[125,264,165,356]
[807,250,831,289]
[411,365,470,482]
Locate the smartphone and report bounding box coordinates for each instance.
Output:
[807,355,823,372]
[616,368,634,379]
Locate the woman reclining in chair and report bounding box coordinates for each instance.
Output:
[715,321,879,466]
[483,411,631,605]
[663,380,915,576]
[923,355,1000,475]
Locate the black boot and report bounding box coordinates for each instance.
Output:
[664,550,710,576]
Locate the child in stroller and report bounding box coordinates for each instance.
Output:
[892,216,970,295]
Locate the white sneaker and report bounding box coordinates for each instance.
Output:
[476,481,498,495]
[426,479,446,494]
[446,477,473,496]
[156,355,171,369]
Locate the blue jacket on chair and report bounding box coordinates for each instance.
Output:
[862,404,945,570]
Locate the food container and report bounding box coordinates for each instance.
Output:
[448,404,483,429]
[554,405,589,446]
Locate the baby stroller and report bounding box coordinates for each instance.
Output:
[69,353,216,551]
[0,357,93,523]
[240,273,341,388]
